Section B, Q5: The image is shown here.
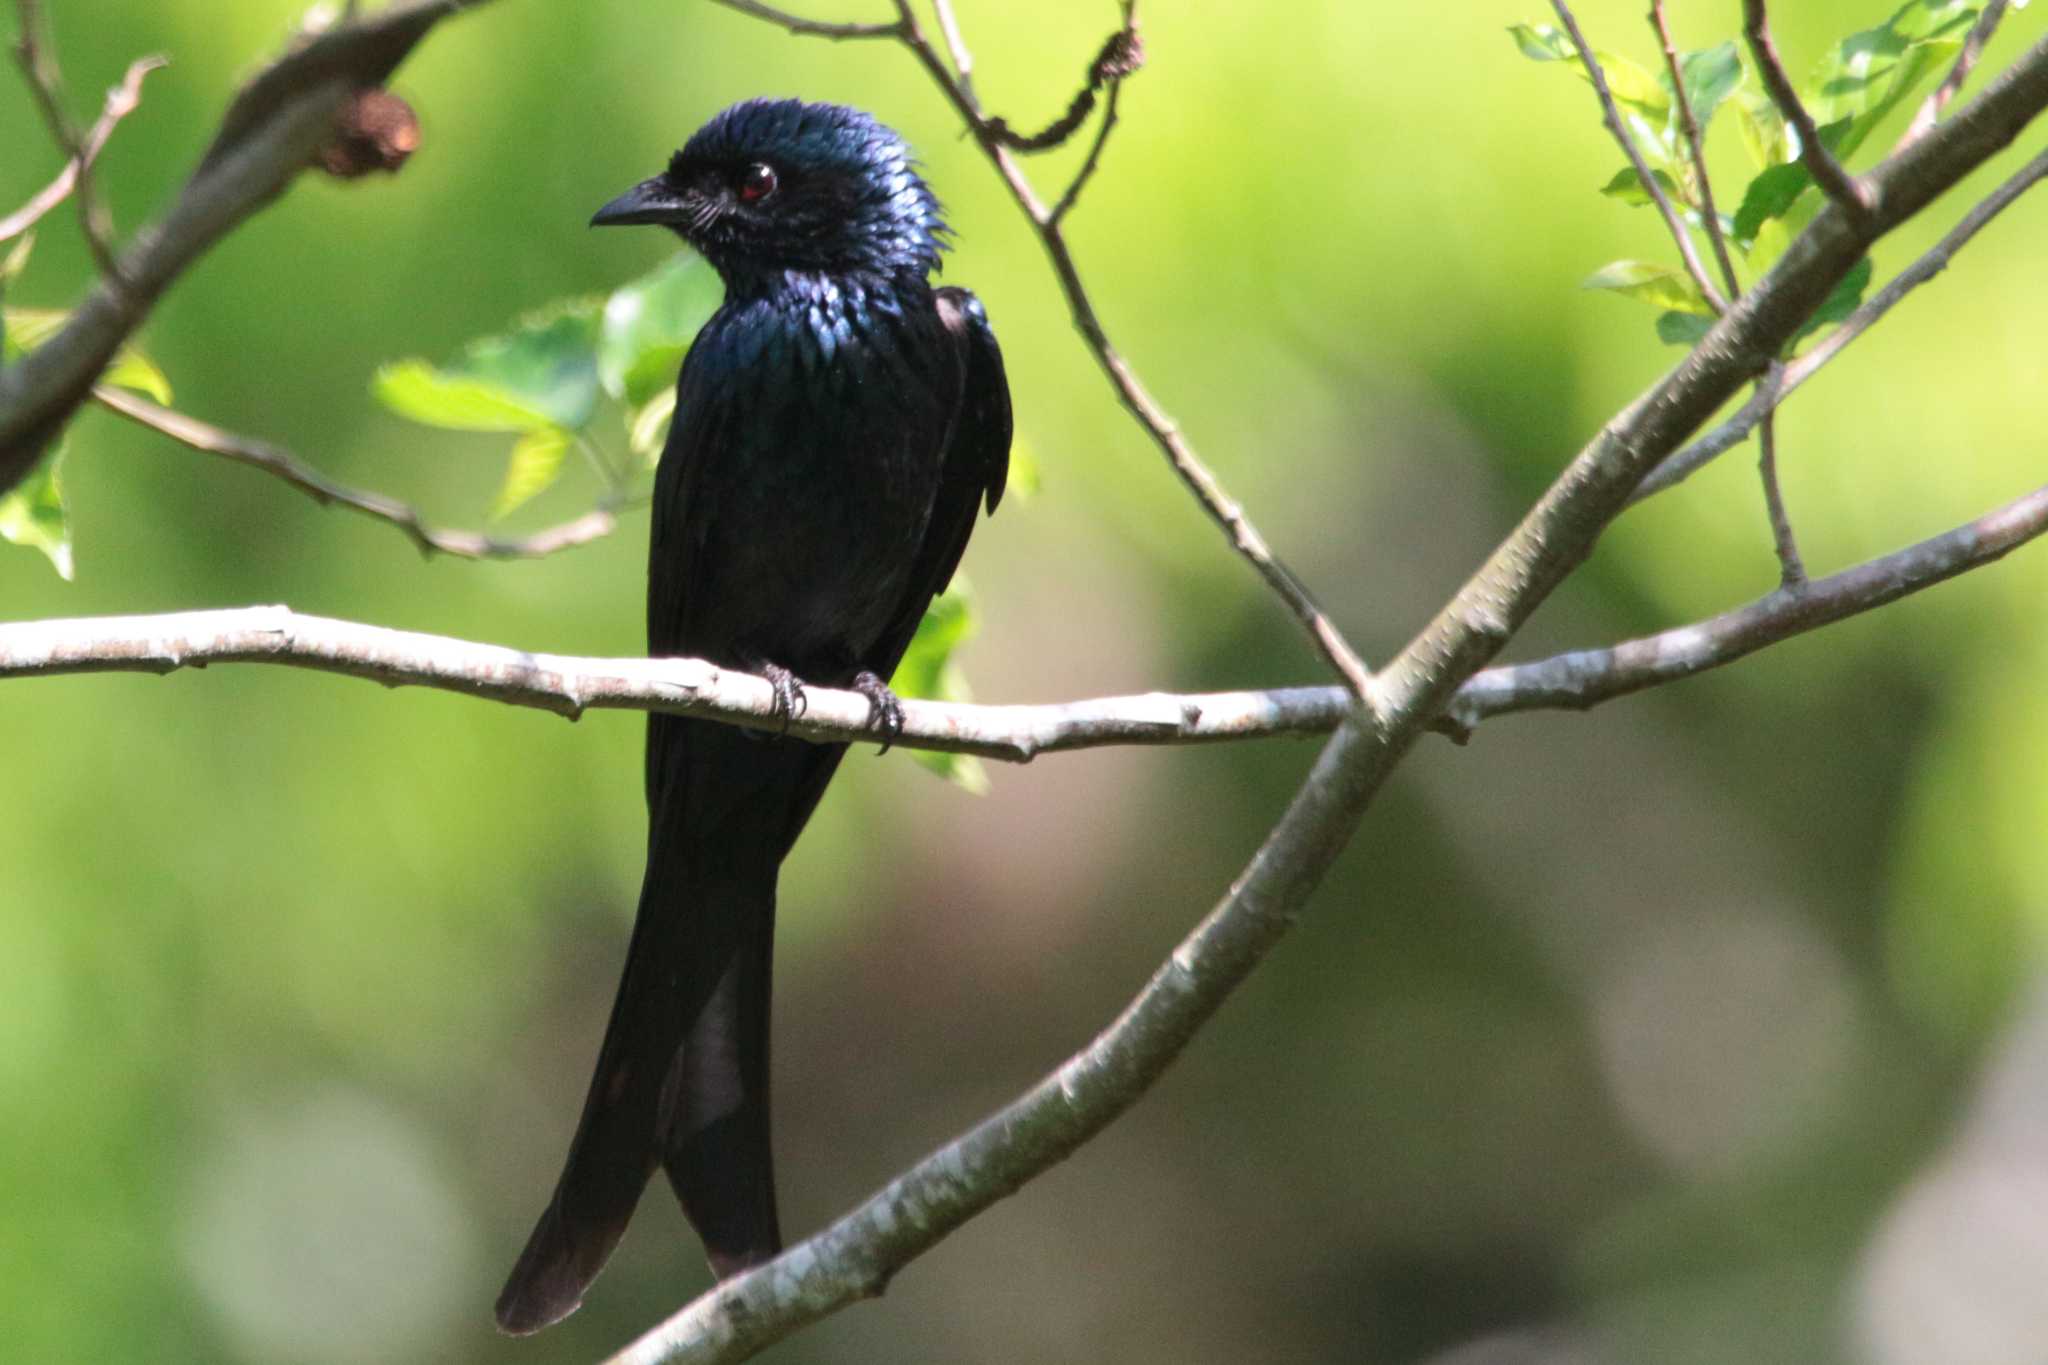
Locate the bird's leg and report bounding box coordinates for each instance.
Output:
[850,670,905,753]
[743,656,808,735]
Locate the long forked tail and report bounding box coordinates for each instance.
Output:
[495,722,841,1335]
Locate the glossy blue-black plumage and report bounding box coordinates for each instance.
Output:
[496,99,1009,1334]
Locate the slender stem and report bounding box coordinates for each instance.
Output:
[1049,74,1121,225]
[1742,0,1872,216]
[1899,0,2009,148]
[1650,0,1740,299]
[1756,404,1806,587]
[1551,0,1728,315]
[0,55,164,245]
[704,0,900,38]
[10,0,125,280]
[92,386,622,561]
[929,0,977,103]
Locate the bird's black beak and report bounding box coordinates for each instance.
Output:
[591,176,690,228]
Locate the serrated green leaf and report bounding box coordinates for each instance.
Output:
[0,443,73,579]
[1581,260,1713,315]
[372,360,558,432]
[1508,23,1670,119]
[599,253,720,406]
[1656,310,1714,347]
[1600,165,1683,207]
[3,306,172,401]
[628,387,675,464]
[490,425,571,520]
[376,303,603,433]
[1793,256,1874,344]
[1677,42,1743,134]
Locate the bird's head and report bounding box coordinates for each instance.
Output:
[592,98,947,285]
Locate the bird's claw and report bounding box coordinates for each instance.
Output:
[851,671,905,753]
[759,661,808,735]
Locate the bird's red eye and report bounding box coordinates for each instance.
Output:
[737,163,777,203]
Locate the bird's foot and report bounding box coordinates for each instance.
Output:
[756,660,808,735]
[851,671,904,753]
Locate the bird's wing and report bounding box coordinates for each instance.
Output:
[866,285,1012,674]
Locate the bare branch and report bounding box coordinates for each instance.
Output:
[1637,141,2048,501]
[1550,0,1729,315]
[11,0,124,278]
[1900,0,2010,148]
[1048,67,1123,225]
[930,0,977,103]
[13,468,2048,759]
[705,0,899,39]
[1742,0,1873,216]
[0,54,165,245]
[1756,405,1806,587]
[1447,481,2048,732]
[983,25,1144,153]
[90,387,622,561]
[0,0,494,498]
[1650,0,1740,299]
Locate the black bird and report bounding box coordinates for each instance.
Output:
[495,99,1010,1334]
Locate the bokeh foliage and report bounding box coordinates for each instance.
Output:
[5,2,2048,1362]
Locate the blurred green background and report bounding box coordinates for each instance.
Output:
[6,2,2048,1362]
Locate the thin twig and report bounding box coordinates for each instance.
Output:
[1636,141,2048,501]
[1049,74,1121,225]
[11,0,125,280]
[1650,0,1740,299]
[1551,0,1729,315]
[12,474,2048,753]
[1900,0,2009,148]
[1755,405,1806,587]
[0,55,165,245]
[1742,0,1873,216]
[705,0,901,39]
[870,0,1373,696]
[91,386,620,561]
[930,0,977,104]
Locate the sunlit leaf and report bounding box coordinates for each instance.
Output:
[1809,1,1982,160]
[3,306,172,401]
[0,443,73,579]
[1581,260,1714,315]
[375,303,602,433]
[1736,92,1790,170]
[891,582,988,793]
[371,360,558,433]
[490,425,571,521]
[628,387,675,464]
[599,253,720,406]
[1,231,32,287]
[1507,23,1671,119]
[1732,161,1814,246]
[1676,42,1743,133]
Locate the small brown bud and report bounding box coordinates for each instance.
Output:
[315,88,420,179]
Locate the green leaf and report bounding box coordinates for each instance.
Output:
[1736,92,1790,170]
[1600,165,1683,207]
[371,360,559,432]
[1581,259,1713,315]
[1676,42,1743,134]
[3,306,172,401]
[1,230,32,288]
[375,302,603,433]
[1793,256,1874,344]
[490,425,571,520]
[628,387,675,464]
[0,444,73,579]
[599,253,720,407]
[1508,23,1670,119]
[1656,310,1714,347]
[891,583,989,793]
[1732,161,1814,245]
[1809,1,1982,160]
